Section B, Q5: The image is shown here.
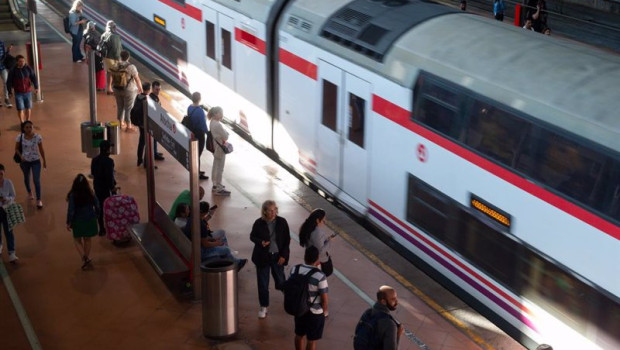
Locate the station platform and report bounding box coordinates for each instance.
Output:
[0,8,527,350]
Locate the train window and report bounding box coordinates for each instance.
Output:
[596,295,620,349]
[205,21,215,60]
[413,78,460,138]
[348,93,365,148]
[457,209,520,286]
[516,129,606,207]
[222,29,232,69]
[322,80,338,132]
[406,176,456,246]
[465,101,528,167]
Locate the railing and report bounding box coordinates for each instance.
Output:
[8,0,29,30]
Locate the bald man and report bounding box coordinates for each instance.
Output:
[354,285,404,350]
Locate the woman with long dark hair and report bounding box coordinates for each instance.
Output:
[299,208,335,277]
[66,174,99,269]
[15,120,46,209]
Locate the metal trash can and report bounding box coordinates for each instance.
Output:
[80,121,96,153]
[105,121,121,155]
[201,260,238,338]
[86,125,106,158]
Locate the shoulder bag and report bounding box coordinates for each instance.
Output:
[13,134,22,163]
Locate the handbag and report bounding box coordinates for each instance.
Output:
[13,134,22,164]
[216,139,233,154]
[320,255,334,277]
[4,203,25,230]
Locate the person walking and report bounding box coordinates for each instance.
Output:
[68,0,87,62]
[83,22,105,91]
[250,200,291,319]
[299,209,335,277]
[208,106,230,195]
[187,92,209,180]
[112,50,142,131]
[0,40,13,107]
[353,285,404,350]
[90,140,116,235]
[98,20,122,94]
[7,55,38,123]
[0,164,18,263]
[66,174,99,270]
[292,246,329,350]
[493,0,505,21]
[14,121,46,209]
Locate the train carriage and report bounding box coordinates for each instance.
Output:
[55,0,620,348]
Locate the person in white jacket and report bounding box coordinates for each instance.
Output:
[208,106,231,196]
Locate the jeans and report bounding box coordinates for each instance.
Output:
[15,92,32,111]
[256,253,286,307]
[20,159,41,200]
[138,127,159,163]
[0,208,15,252]
[70,32,84,62]
[0,68,8,101]
[201,245,239,263]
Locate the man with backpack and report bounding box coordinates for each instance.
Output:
[353,285,404,350]
[285,246,328,350]
[98,20,122,94]
[7,55,38,123]
[111,50,142,132]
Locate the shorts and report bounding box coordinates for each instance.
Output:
[103,58,117,72]
[15,92,32,110]
[294,311,325,341]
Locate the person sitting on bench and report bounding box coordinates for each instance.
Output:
[183,201,247,271]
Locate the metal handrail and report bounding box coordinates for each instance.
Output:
[8,0,29,31]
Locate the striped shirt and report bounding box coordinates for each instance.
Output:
[290,264,328,314]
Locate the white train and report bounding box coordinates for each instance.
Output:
[64,0,619,348]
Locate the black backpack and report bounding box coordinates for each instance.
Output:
[353,308,393,350]
[282,265,320,317]
[130,94,147,127]
[63,16,71,33]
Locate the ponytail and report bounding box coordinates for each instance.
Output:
[298,208,326,247]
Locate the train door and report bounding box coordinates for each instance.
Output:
[202,7,235,90]
[316,60,370,206]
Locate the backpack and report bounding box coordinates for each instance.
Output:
[206,131,215,153]
[63,16,71,33]
[130,94,147,127]
[109,62,131,90]
[282,265,320,317]
[353,308,393,350]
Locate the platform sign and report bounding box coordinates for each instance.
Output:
[147,99,192,170]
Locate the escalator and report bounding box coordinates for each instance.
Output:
[0,0,28,32]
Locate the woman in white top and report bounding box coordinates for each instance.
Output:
[14,120,46,209]
[299,208,336,276]
[0,163,18,263]
[208,106,231,196]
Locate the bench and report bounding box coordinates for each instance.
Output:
[130,203,192,289]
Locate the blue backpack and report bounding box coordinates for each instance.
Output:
[353,308,393,350]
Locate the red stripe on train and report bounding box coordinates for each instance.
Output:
[372,95,620,241]
[279,49,317,80]
[158,0,202,22]
[235,28,266,54]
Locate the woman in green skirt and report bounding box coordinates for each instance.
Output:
[66,174,99,269]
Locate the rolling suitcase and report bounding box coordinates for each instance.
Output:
[103,194,140,244]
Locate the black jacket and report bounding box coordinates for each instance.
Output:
[90,153,115,196]
[250,216,291,267]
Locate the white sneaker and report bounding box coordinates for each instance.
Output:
[9,252,18,263]
[214,189,231,196]
[258,307,268,319]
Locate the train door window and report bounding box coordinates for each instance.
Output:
[205,20,215,60]
[516,129,605,207]
[221,29,232,69]
[413,76,460,139]
[348,93,365,148]
[322,80,338,132]
[465,100,528,167]
[457,208,519,286]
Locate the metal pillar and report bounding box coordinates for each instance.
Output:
[27,0,42,102]
[189,139,200,300]
[88,49,97,123]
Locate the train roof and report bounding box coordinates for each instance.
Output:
[282,0,620,153]
[212,0,276,22]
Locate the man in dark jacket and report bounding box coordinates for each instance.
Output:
[355,285,404,350]
[250,199,291,319]
[90,140,116,235]
[7,55,38,123]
